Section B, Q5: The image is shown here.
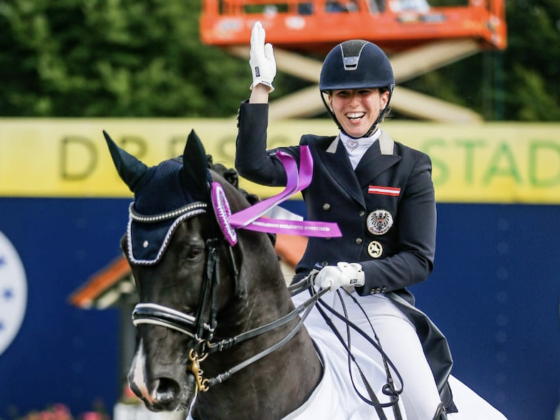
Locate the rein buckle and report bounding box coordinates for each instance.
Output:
[188,349,209,392]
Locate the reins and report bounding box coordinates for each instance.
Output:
[290,274,405,419]
[317,292,404,420]
[131,211,404,417]
[129,205,404,418]
[128,195,404,417]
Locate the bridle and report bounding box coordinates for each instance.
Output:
[127,184,407,418]
[125,146,337,394]
[130,195,326,393]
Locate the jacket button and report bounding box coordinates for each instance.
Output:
[323,203,331,211]
[359,210,365,217]
[356,238,363,245]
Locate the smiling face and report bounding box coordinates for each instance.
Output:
[328,88,390,138]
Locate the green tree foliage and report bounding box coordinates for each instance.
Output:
[503,0,560,121]
[0,0,559,120]
[401,0,560,121]
[0,0,252,116]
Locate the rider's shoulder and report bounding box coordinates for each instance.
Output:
[393,138,431,164]
[299,134,338,149]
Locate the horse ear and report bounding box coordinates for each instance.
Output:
[103,130,149,193]
[181,130,210,199]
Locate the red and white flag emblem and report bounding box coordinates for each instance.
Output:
[368,186,401,196]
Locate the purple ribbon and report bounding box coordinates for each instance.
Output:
[228,146,341,238]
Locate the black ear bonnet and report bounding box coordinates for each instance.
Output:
[104,130,212,264]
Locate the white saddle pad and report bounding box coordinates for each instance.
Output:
[186,325,406,420]
[283,326,406,420]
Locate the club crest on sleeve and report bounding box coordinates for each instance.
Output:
[366,209,393,236]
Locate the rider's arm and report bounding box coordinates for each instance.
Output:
[235,22,295,187]
[249,83,270,104]
[235,99,294,187]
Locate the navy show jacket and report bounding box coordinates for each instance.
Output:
[236,102,437,306]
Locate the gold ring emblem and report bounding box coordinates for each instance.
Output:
[368,241,383,258]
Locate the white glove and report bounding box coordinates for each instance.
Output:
[249,22,276,92]
[315,262,365,292]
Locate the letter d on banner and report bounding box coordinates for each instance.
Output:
[61,136,98,180]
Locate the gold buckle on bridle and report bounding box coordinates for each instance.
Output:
[188,349,210,392]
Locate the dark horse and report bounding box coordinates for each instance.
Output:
[105,130,403,420]
[106,129,322,420]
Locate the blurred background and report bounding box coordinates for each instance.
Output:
[0,0,559,420]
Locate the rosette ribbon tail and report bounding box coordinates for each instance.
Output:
[227,146,341,238]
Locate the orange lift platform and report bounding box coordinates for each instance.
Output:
[200,0,507,122]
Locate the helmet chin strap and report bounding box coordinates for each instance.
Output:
[320,88,393,139]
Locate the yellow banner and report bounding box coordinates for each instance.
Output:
[1,119,560,203]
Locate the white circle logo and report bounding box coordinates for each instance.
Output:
[0,230,27,356]
[366,210,393,236]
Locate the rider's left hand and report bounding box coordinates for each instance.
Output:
[315,262,365,292]
[249,22,276,92]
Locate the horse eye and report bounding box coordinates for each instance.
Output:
[187,246,204,260]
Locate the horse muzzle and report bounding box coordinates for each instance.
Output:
[128,340,198,412]
[129,371,198,412]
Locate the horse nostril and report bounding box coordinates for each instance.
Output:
[153,377,181,405]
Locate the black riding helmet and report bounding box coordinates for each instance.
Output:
[319,40,395,138]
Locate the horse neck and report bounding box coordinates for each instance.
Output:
[227,229,293,329]
[194,231,322,420]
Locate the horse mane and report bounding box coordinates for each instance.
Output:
[206,155,276,247]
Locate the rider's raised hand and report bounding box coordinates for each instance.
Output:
[249,22,276,92]
[315,262,365,292]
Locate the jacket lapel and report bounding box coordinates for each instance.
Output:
[315,136,365,207]
[355,130,401,188]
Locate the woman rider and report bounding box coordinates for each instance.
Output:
[235,22,454,420]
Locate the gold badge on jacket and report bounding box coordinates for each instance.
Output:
[366,209,393,236]
[368,241,383,258]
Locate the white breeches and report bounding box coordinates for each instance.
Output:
[293,291,442,420]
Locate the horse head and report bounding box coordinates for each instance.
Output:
[105,130,318,418]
